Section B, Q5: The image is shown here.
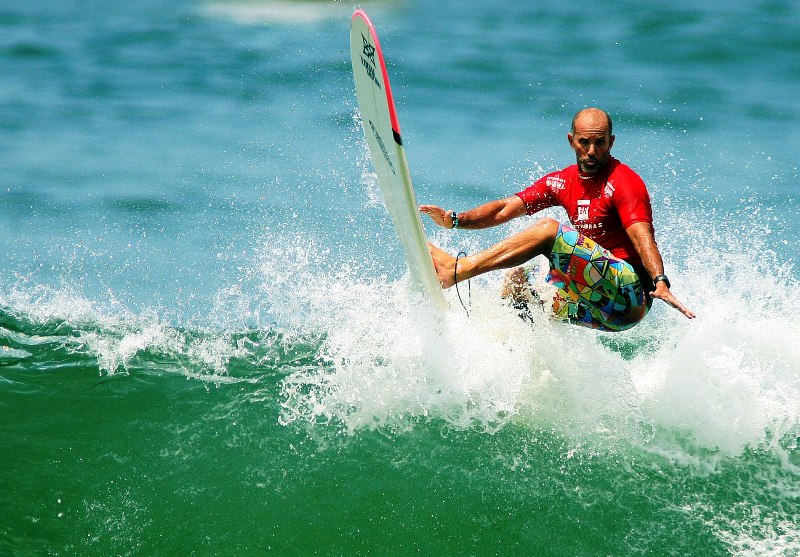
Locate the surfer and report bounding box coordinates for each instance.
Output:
[419,107,695,331]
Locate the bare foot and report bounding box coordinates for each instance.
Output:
[500,266,532,300]
[427,243,457,288]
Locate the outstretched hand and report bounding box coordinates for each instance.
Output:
[650,283,696,319]
[419,205,452,229]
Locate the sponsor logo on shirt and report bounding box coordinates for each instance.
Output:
[604,181,615,199]
[577,199,590,221]
[546,176,566,192]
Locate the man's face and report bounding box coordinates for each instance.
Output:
[568,116,615,176]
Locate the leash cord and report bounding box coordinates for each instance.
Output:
[454,251,471,316]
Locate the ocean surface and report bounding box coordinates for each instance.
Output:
[1,1,799,555]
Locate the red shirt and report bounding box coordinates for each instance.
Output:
[516,157,653,268]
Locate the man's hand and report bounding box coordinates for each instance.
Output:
[419,205,453,228]
[650,282,696,319]
[626,221,697,320]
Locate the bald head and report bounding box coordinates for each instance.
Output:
[571,108,613,136]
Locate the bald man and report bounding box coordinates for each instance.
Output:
[420,108,695,331]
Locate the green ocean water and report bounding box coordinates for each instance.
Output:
[2,1,799,555]
[1,308,799,555]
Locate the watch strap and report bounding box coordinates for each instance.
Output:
[653,274,671,289]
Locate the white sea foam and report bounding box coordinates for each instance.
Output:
[0,284,251,381]
[260,227,638,435]
[629,210,800,456]
[693,482,800,557]
[263,208,800,462]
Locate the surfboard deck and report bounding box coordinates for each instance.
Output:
[349,10,447,310]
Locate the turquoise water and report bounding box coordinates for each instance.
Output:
[2,1,799,555]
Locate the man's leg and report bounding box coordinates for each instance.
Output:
[428,218,560,288]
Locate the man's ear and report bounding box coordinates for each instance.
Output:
[609,134,616,148]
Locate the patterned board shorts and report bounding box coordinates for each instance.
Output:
[541,223,649,331]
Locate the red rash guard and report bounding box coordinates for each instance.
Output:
[516,157,653,268]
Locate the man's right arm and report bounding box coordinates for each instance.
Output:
[419,195,526,230]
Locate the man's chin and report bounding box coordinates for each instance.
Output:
[578,157,607,175]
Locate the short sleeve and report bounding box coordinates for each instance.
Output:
[614,168,653,229]
[516,173,557,215]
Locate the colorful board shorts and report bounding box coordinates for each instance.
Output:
[543,223,648,331]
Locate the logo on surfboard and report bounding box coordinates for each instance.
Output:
[359,33,382,90]
[361,34,376,64]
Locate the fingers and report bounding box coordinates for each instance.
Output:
[419,205,449,228]
[668,297,696,319]
[676,302,697,319]
[650,289,697,320]
[418,205,442,216]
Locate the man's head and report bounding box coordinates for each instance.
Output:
[568,108,615,176]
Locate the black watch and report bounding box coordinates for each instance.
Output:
[653,274,671,289]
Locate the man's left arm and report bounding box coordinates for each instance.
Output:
[626,222,697,319]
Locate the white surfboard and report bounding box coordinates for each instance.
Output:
[350,10,448,310]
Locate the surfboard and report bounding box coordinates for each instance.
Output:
[349,10,448,310]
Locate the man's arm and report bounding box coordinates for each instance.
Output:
[419,195,526,229]
[626,221,696,319]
